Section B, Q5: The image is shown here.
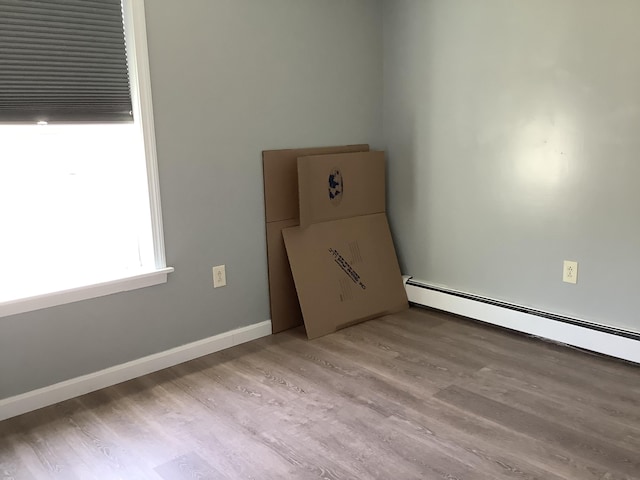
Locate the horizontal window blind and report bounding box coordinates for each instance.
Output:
[0,0,133,123]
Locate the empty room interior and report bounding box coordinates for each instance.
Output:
[1,1,639,479]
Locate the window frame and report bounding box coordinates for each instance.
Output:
[0,0,173,319]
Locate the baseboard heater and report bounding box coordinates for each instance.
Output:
[404,277,640,364]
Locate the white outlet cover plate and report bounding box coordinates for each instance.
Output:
[213,265,226,288]
[563,260,578,284]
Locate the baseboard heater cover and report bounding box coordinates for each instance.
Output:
[405,277,640,365]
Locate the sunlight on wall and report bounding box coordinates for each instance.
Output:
[0,124,153,302]
[514,114,573,189]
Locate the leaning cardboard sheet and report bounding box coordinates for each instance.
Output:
[283,151,408,339]
[262,145,370,334]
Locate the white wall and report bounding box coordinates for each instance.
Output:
[0,0,383,400]
[384,0,640,333]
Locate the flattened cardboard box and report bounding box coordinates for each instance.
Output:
[265,218,301,331]
[283,213,408,340]
[263,144,369,223]
[297,151,386,228]
[262,144,369,334]
[283,149,407,339]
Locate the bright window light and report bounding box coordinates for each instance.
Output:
[0,123,155,303]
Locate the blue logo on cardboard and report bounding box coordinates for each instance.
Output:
[328,168,343,205]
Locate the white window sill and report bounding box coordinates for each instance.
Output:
[0,267,174,319]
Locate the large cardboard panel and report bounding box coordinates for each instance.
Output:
[263,144,369,334]
[266,219,302,333]
[263,144,369,223]
[297,151,386,229]
[283,213,408,339]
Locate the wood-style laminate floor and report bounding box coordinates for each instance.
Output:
[1,307,639,480]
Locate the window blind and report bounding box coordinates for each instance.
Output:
[0,0,133,123]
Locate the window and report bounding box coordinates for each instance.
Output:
[0,0,172,317]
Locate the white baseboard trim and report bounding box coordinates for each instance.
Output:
[405,282,640,365]
[0,320,272,422]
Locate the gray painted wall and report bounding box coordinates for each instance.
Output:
[0,0,383,400]
[384,0,640,333]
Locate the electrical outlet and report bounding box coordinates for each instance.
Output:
[212,265,226,288]
[563,260,578,284]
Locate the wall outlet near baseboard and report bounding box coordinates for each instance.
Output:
[563,260,578,284]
